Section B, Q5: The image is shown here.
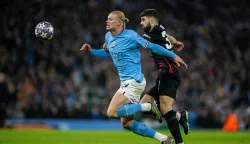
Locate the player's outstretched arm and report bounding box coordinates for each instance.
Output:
[147,42,188,69]
[80,44,111,58]
[135,33,188,68]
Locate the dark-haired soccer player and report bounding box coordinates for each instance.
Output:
[139,9,190,144]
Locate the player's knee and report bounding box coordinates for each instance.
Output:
[121,120,134,130]
[160,96,174,114]
[107,109,118,119]
[160,102,172,114]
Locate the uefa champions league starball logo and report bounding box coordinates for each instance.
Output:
[35,21,54,40]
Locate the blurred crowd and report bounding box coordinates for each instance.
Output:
[1,0,250,130]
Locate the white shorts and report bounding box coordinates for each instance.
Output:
[118,78,146,103]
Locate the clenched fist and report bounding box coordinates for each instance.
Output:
[175,41,184,51]
[80,44,92,52]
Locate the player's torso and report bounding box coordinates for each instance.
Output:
[105,30,143,82]
[143,25,179,78]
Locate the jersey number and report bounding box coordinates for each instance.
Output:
[161,31,172,50]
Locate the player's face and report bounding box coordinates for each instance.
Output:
[140,16,151,32]
[106,13,120,31]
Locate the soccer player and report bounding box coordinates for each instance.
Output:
[139,9,189,144]
[80,10,187,144]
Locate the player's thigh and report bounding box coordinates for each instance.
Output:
[107,78,146,114]
[107,90,131,115]
[119,78,146,104]
[140,78,160,104]
[121,115,135,129]
[158,76,180,113]
[158,76,180,100]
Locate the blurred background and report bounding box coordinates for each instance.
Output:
[0,0,250,131]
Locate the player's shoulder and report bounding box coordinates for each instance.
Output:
[105,31,112,38]
[158,24,166,30]
[150,25,165,33]
[145,24,166,38]
[123,29,138,37]
[142,33,151,40]
[105,31,112,41]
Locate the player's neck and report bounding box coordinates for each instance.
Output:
[111,27,124,37]
[150,24,158,32]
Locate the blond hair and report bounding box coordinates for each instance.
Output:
[111,10,129,28]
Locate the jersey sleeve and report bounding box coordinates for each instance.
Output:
[135,34,149,49]
[91,49,111,58]
[132,30,176,59]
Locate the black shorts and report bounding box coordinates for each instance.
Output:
[146,75,180,100]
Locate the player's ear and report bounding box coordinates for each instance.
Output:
[117,19,122,26]
[149,17,154,24]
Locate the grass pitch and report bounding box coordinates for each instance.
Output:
[0,130,249,144]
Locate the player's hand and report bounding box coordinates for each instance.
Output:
[103,43,109,52]
[174,55,188,69]
[80,44,92,52]
[175,41,184,51]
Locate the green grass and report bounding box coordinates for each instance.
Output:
[0,130,249,144]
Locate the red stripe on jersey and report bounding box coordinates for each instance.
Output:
[164,58,174,73]
[158,62,164,72]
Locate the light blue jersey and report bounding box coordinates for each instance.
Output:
[91,29,177,83]
[105,29,147,83]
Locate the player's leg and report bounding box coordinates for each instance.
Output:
[140,77,160,105]
[158,76,189,135]
[139,85,162,123]
[139,80,188,129]
[139,94,154,104]
[158,76,184,144]
[106,90,131,118]
[121,116,173,143]
[107,79,173,143]
[107,79,161,119]
[107,91,153,118]
[107,91,153,119]
[160,96,184,143]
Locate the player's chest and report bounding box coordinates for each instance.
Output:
[106,40,123,59]
[106,38,129,57]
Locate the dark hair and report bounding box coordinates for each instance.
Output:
[140,9,159,22]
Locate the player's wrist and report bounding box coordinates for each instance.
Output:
[172,54,177,59]
[169,51,177,59]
